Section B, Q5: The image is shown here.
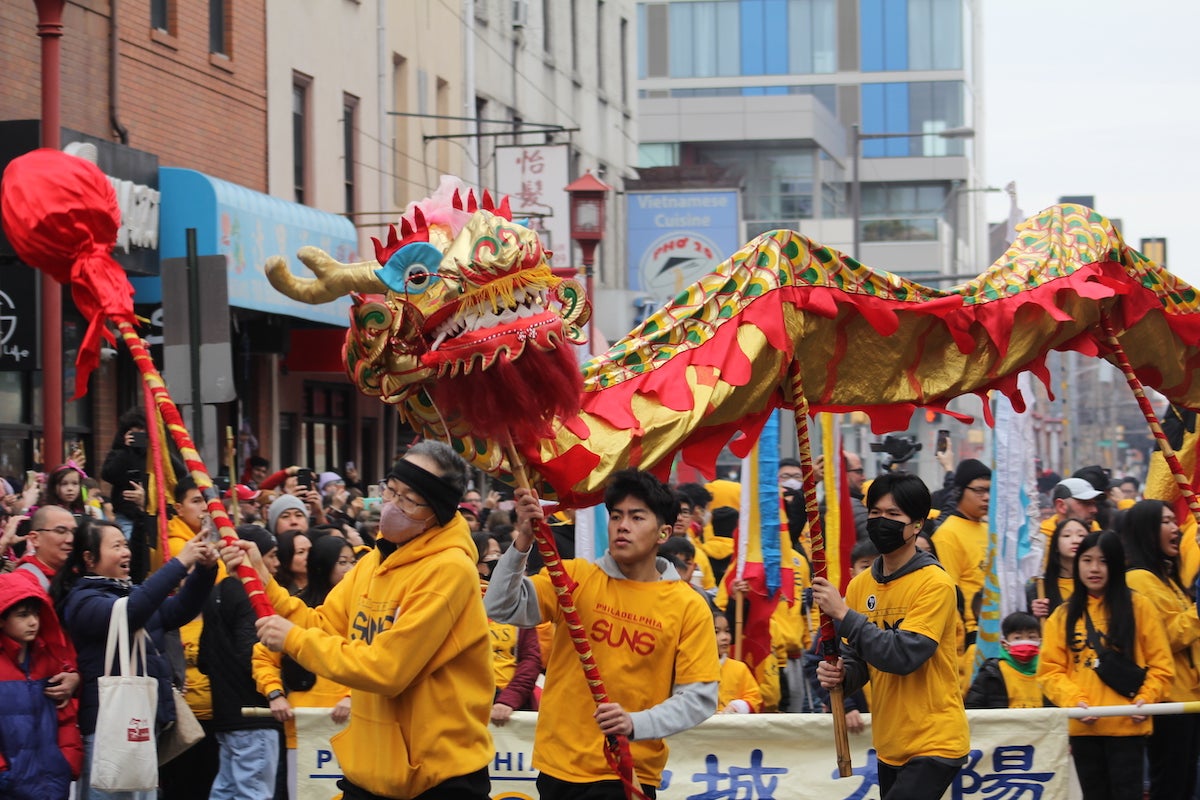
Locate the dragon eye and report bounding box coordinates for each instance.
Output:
[376,242,444,295]
[404,264,438,294]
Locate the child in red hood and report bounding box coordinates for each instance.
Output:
[0,570,83,799]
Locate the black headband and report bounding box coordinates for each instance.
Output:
[387,459,462,526]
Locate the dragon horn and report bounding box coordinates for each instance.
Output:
[265,246,386,305]
[372,225,401,265]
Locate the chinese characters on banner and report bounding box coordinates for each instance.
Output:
[495,144,571,271]
[296,706,1072,800]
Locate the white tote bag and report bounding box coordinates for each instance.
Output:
[90,596,160,791]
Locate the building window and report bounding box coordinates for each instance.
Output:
[597,1,605,90]
[787,0,836,74]
[571,0,579,72]
[695,143,817,233]
[542,0,553,53]
[907,0,962,70]
[209,0,227,55]
[620,17,629,105]
[343,94,358,216]
[639,3,668,79]
[303,383,352,474]
[861,0,962,71]
[669,1,740,78]
[292,74,311,204]
[861,182,948,241]
[860,81,966,157]
[151,0,170,31]
[638,142,679,168]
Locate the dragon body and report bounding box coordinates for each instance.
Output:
[266,185,1200,507]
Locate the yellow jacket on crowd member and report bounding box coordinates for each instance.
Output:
[692,545,717,591]
[1125,569,1200,702]
[268,515,494,799]
[933,514,987,635]
[718,656,763,713]
[1038,592,1174,737]
[163,515,227,720]
[1179,515,1199,589]
[252,644,350,749]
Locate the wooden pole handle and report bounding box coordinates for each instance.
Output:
[733,587,744,663]
[1035,576,1045,601]
[829,685,853,777]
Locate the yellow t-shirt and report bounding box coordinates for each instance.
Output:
[844,560,969,766]
[718,656,763,712]
[1038,592,1174,737]
[530,560,720,786]
[932,514,987,634]
[998,660,1044,709]
[489,618,519,690]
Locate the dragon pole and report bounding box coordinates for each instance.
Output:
[789,364,853,777]
[1100,315,1200,525]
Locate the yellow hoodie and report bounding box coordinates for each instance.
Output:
[1124,569,1200,702]
[270,515,494,798]
[1038,592,1174,737]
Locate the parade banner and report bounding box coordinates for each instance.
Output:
[295,707,1069,800]
[293,707,348,800]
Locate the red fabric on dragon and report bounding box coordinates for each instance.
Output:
[0,147,273,619]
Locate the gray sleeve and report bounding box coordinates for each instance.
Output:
[839,609,939,675]
[483,544,543,626]
[627,681,718,741]
[836,642,870,696]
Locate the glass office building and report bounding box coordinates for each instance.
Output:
[636,0,983,276]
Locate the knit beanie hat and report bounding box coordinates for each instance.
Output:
[954,458,992,490]
[236,524,278,557]
[268,494,307,533]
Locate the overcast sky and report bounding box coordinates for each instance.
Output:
[982,0,1200,285]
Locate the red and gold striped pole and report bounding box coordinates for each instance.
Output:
[504,438,647,800]
[1100,316,1200,526]
[117,320,274,618]
[790,364,852,777]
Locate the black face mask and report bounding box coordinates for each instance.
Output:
[867,516,911,554]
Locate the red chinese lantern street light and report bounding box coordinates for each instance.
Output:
[564,171,612,352]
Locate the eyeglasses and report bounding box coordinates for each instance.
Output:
[35,526,76,536]
[964,486,991,496]
[846,468,865,474]
[380,484,433,517]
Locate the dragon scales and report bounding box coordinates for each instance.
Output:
[265,183,1200,508]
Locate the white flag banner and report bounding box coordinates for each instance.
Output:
[293,707,348,800]
[294,704,1073,799]
[489,708,1070,800]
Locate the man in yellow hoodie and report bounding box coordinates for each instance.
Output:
[229,441,493,800]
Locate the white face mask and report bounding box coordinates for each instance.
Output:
[781,478,803,492]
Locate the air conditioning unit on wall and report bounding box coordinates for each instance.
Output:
[512,0,528,29]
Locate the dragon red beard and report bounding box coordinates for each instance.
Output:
[427,341,583,446]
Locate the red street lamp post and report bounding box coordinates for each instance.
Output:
[564,171,612,352]
[34,0,66,469]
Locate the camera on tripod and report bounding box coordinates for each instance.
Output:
[869,434,922,471]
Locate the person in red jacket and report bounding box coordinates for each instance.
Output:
[0,570,83,799]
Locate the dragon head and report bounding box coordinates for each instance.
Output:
[266,177,590,441]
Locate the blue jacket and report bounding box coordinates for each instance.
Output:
[60,559,216,735]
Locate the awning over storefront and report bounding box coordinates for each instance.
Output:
[131,168,358,326]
